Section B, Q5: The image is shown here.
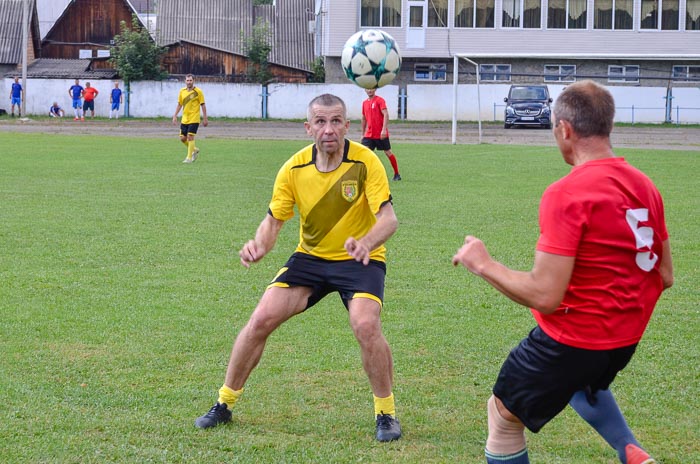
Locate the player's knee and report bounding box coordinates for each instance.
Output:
[486,395,527,455]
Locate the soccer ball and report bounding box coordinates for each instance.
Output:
[341,29,401,89]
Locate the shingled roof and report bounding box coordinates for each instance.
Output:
[5,58,118,78]
[0,0,41,65]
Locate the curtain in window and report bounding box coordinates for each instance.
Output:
[382,0,402,26]
[641,0,658,28]
[503,0,521,27]
[569,0,587,28]
[615,0,633,29]
[523,0,541,27]
[361,0,380,27]
[476,0,495,27]
[688,0,700,29]
[594,0,613,28]
[548,0,567,27]
[455,0,474,26]
[661,0,679,29]
[428,0,449,26]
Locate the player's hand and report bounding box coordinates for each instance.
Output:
[202,118,208,127]
[172,115,177,125]
[239,239,263,268]
[452,235,490,275]
[345,237,370,265]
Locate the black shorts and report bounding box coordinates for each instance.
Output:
[493,326,637,433]
[180,123,199,136]
[361,137,391,151]
[268,252,386,310]
[82,100,95,111]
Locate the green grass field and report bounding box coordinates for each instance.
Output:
[1,132,698,463]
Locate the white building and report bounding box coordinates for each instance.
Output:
[318,0,700,88]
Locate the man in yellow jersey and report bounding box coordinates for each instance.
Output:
[195,94,402,442]
[172,74,208,163]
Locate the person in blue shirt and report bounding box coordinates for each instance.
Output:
[68,78,84,120]
[110,81,123,119]
[49,102,65,118]
[9,76,23,117]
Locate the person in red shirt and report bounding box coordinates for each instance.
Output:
[361,88,401,181]
[452,80,673,464]
[81,82,99,119]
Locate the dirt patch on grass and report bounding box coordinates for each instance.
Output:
[2,117,699,151]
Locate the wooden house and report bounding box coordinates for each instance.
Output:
[157,0,315,82]
[40,0,147,66]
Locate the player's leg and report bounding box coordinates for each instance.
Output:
[348,296,402,442]
[486,395,529,463]
[195,285,311,428]
[376,139,400,180]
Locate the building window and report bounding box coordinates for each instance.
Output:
[672,65,700,81]
[503,0,542,27]
[608,65,639,83]
[361,0,401,27]
[544,64,576,82]
[415,63,447,81]
[428,0,449,26]
[594,0,633,29]
[641,0,679,29]
[480,64,512,81]
[455,0,495,27]
[548,0,587,28]
[686,0,700,29]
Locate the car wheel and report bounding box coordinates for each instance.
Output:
[544,123,552,129]
[504,123,512,129]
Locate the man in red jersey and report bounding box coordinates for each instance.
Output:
[81,82,99,119]
[452,80,673,464]
[361,88,401,181]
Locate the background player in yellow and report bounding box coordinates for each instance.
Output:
[172,74,208,163]
[194,94,402,442]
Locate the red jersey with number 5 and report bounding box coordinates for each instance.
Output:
[534,157,668,350]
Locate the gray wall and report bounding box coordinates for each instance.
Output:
[3,78,700,124]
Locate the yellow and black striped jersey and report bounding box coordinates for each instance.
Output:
[269,139,392,262]
[178,86,205,124]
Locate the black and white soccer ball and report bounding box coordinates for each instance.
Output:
[341,29,402,89]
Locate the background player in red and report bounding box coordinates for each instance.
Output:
[452,80,673,464]
[361,88,401,181]
[81,82,99,119]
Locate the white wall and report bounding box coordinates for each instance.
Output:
[3,78,699,124]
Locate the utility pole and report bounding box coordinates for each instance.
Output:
[21,0,29,117]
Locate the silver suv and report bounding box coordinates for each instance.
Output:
[504,85,552,129]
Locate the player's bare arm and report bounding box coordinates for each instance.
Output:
[239,213,285,268]
[660,239,674,289]
[201,103,208,127]
[172,104,182,124]
[381,108,389,139]
[452,236,574,314]
[345,203,398,265]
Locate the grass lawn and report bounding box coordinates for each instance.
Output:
[0,132,697,463]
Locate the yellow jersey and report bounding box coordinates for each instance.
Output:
[269,140,392,262]
[178,86,205,124]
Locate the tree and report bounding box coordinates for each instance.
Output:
[243,21,273,84]
[109,15,168,116]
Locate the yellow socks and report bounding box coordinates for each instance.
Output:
[187,140,195,160]
[218,385,244,410]
[374,393,396,417]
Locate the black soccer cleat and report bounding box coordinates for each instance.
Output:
[392,174,402,181]
[195,402,232,429]
[375,414,402,442]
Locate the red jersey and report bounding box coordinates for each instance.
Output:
[362,95,388,139]
[83,87,98,102]
[534,157,668,350]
